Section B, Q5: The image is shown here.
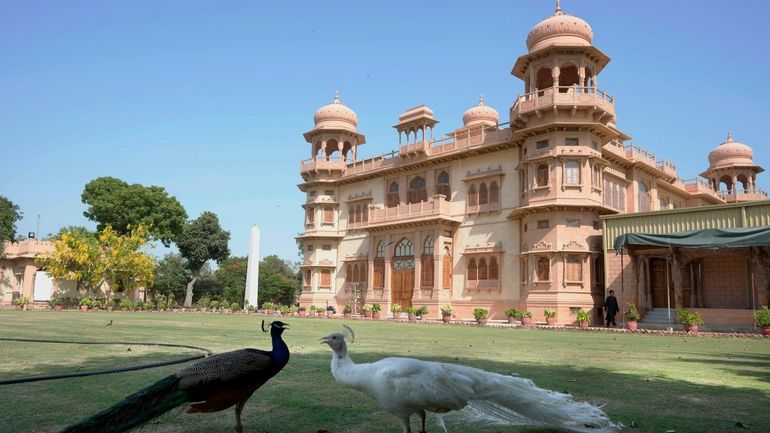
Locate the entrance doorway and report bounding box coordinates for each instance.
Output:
[650,258,668,308]
[391,239,415,309]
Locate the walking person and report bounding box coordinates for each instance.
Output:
[604,290,619,327]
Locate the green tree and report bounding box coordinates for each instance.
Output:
[258,255,300,306]
[149,253,190,301]
[177,212,230,307]
[47,225,94,241]
[0,196,23,255]
[81,177,187,246]
[214,256,248,304]
[39,227,103,293]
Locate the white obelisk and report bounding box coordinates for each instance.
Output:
[244,226,260,309]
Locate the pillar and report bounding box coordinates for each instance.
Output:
[671,249,685,308]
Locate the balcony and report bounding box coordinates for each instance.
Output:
[512,87,615,119]
[300,156,349,179]
[682,178,721,200]
[719,189,768,203]
[399,141,430,157]
[364,198,460,231]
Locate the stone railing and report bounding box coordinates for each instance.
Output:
[719,189,768,202]
[367,198,453,227]
[512,86,614,116]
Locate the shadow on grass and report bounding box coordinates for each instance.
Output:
[3,343,768,433]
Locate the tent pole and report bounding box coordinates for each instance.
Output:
[620,248,625,325]
[667,248,672,332]
[750,247,756,330]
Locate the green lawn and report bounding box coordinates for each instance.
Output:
[1,311,768,433]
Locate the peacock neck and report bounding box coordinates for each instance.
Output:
[271,332,290,367]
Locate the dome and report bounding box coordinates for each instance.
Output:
[462,95,499,128]
[707,132,755,169]
[313,91,358,132]
[526,1,593,52]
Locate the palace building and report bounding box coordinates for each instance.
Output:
[296,3,767,323]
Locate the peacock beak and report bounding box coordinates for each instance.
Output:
[319,336,329,344]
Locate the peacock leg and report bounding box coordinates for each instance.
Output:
[234,400,246,433]
[418,409,427,433]
[400,416,412,433]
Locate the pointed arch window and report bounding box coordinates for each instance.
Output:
[395,238,414,257]
[489,256,499,280]
[467,258,478,281]
[478,257,488,280]
[489,181,500,204]
[408,176,427,204]
[537,257,550,281]
[387,181,400,207]
[436,171,451,199]
[468,184,478,206]
[421,236,434,288]
[478,183,489,205]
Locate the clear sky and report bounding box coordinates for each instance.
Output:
[2,0,769,261]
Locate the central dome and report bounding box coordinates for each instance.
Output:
[313,91,358,132]
[462,95,499,128]
[707,132,755,169]
[526,1,593,52]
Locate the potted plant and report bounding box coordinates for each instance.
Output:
[473,308,489,326]
[361,304,372,318]
[753,306,770,336]
[231,302,241,313]
[198,296,211,312]
[14,296,30,311]
[297,306,306,317]
[415,306,428,320]
[676,308,703,333]
[48,296,63,311]
[119,299,133,312]
[343,304,353,319]
[504,308,518,324]
[279,305,291,316]
[134,299,144,311]
[91,299,103,310]
[390,303,402,320]
[406,306,417,322]
[440,305,453,324]
[145,300,155,311]
[326,305,336,318]
[576,309,591,329]
[79,297,93,312]
[106,298,117,312]
[371,303,382,320]
[209,300,219,312]
[544,308,557,325]
[625,303,640,331]
[518,310,533,326]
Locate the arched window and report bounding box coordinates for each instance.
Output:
[346,264,352,282]
[467,258,478,281]
[421,237,434,288]
[478,257,488,280]
[436,171,450,199]
[395,238,414,257]
[564,161,580,185]
[352,263,360,282]
[536,67,553,91]
[387,181,400,207]
[376,241,385,258]
[306,207,315,224]
[408,176,427,204]
[423,237,434,254]
[489,256,499,280]
[348,206,354,224]
[320,270,331,287]
[537,257,550,281]
[303,270,311,286]
[489,181,500,204]
[468,184,478,206]
[374,242,385,288]
[558,63,579,91]
[536,164,549,187]
[478,183,489,205]
[638,181,650,212]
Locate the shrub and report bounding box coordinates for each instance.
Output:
[135,299,145,310]
[415,306,429,317]
[473,308,489,320]
[79,298,93,308]
[370,303,382,313]
[343,304,353,313]
[625,303,641,321]
[48,296,63,307]
[361,304,372,312]
[145,300,155,310]
[156,294,168,310]
[14,296,31,307]
[576,309,591,323]
[391,303,402,314]
[440,305,453,316]
[544,308,556,318]
[230,302,240,311]
[504,308,519,318]
[198,296,211,309]
[406,306,417,314]
[120,299,133,310]
[209,300,220,310]
[262,301,275,311]
[279,305,291,314]
[753,306,770,327]
[676,308,703,325]
[247,304,255,312]
[91,299,103,310]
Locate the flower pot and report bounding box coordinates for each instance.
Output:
[520,317,533,326]
[80,305,89,312]
[281,312,289,316]
[507,316,517,324]
[579,321,589,329]
[625,321,638,332]
[683,324,699,333]
[343,312,352,319]
[442,315,451,324]
[15,305,22,311]
[372,312,381,320]
[298,310,307,317]
[363,311,372,318]
[545,317,557,326]
[54,305,63,311]
[761,327,770,337]
[408,313,416,322]
[476,318,488,326]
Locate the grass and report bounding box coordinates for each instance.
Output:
[1,311,769,433]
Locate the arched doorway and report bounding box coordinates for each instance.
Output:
[391,238,415,309]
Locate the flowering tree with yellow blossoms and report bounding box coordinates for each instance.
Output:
[40,225,155,296]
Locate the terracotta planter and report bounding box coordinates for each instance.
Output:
[761,327,770,337]
[520,317,533,326]
[54,305,64,311]
[281,312,289,317]
[298,310,307,317]
[80,305,89,312]
[507,316,517,324]
[683,324,699,333]
[372,312,381,320]
[545,317,557,326]
[476,318,488,326]
[408,313,417,322]
[363,311,372,318]
[442,315,452,324]
[579,321,589,329]
[625,321,638,331]
[343,312,352,319]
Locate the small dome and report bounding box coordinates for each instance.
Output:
[313,91,357,132]
[526,1,593,52]
[462,95,499,128]
[707,132,755,169]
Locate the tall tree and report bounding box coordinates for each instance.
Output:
[39,227,104,293]
[150,253,191,301]
[177,212,230,307]
[0,196,23,255]
[258,255,300,306]
[214,256,248,305]
[81,177,187,246]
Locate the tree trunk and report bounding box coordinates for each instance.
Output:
[183,273,199,308]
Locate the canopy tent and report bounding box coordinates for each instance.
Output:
[613,226,770,252]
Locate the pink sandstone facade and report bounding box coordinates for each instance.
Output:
[296,3,767,323]
[0,239,76,305]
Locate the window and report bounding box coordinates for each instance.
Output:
[566,255,582,281]
[395,238,414,257]
[320,270,332,287]
[536,139,549,149]
[468,184,478,206]
[346,262,366,283]
[638,181,650,212]
[603,177,626,211]
[322,208,334,224]
[408,176,427,204]
[467,258,478,281]
[387,181,400,207]
[478,183,488,205]
[374,241,385,288]
[306,207,315,224]
[593,220,600,230]
[537,257,550,281]
[348,206,355,223]
[564,161,580,185]
[536,164,549,187]
[322,244,332,251]
[309,191,317,197]
[566,218,580,228]
[659,195,669,210]
[307,244,315,251]
[520,258,527,283]
[421,237,434,287]
[565,137,579,146]
[489,181,500,204]
[303,270,311,286]
[436,171,451,199]
[478,257,488,280]
[537,220,549,229]
[325,190,334,196]
[592,165,602,187]
[591,141,599,150]
[523,223,528,232]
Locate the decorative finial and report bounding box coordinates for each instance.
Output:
[478,94,485,106]
[333,90,340,104]
[726,130,733,142]
[554,0,563,15]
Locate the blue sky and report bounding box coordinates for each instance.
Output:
[2,0,769,261]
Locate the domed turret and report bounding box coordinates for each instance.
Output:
[707,131,755,169]
[462,95,499,128]
[526,1,593,52]
[313,91,358,132]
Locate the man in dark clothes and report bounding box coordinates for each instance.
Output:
[604,290,619,327]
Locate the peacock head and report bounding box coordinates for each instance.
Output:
[320,325,354,356]
[262,320,289,336]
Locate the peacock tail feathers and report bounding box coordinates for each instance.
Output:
[58,374,189,433]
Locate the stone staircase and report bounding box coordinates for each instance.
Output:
[641,308,676,325]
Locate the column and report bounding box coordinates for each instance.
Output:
[671,249,684,308]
